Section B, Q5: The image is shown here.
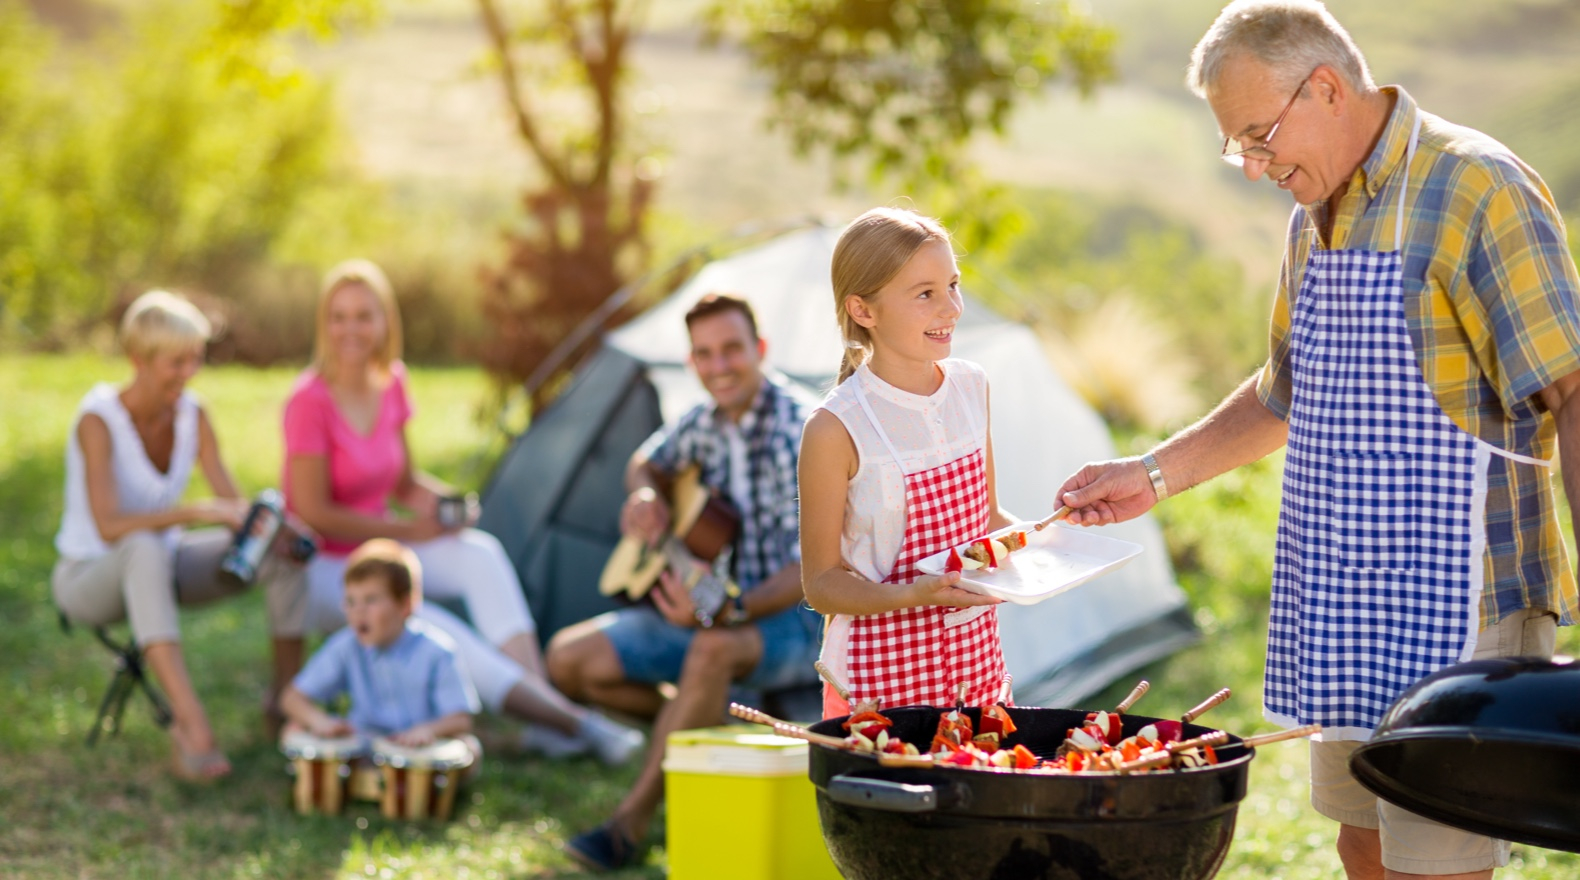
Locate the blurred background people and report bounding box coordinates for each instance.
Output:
[283,259,640,763]
[52,290,309,781]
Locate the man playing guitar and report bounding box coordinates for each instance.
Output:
[547,293,821,872]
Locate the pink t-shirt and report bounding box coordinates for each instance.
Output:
[282,362,414,556]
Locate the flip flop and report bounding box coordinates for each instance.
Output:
[170,730,232,783]
[172,746,231,782]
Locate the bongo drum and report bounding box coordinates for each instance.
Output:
[280,731,370,815]
[372,737,474,821]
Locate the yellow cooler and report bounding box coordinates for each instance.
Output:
[664,726,842,880]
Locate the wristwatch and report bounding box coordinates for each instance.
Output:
[1141,451,1169,502]
[721,593,750,627]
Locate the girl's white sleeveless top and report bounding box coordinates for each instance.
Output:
[819,359,989,582]
[55,383,200,559]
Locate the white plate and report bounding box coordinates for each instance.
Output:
[915,522,1143,605]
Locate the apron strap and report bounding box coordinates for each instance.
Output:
[1477,438,1552,468]
[853,365,978,476]
[1391,112,1550,469]
[1393,111,1423,251]
[853,374,910,472]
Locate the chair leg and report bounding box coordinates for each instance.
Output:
[85,628,172,747]
[89,663,134,746]
[123,641,173,729]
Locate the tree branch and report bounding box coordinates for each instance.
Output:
[476,0,574,187]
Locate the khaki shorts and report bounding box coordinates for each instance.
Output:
[1309,606,1557,875]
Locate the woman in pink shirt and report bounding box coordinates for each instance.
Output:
[283,260,641,764]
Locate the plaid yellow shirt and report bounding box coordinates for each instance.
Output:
[1257,87,1580,629]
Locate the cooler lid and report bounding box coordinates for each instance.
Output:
[663,726,809,777]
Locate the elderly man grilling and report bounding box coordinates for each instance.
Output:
[1056,2,1580,879]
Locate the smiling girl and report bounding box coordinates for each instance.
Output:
[800,208,1017,717]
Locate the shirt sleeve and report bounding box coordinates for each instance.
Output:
[639,407,703,475]
[428,643,481,718]
[1255,207,1310,421]
[769,394,807,565]
[1460,178,1580,411]
[282,379,331,457]
[292,631,351,706]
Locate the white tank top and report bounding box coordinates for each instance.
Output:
[55,383,200,559]
[819,359,989,582]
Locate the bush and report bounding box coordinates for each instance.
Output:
[0,2,493,367]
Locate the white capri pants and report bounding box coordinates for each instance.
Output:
[304,528,534,713]
[53,527,309,646]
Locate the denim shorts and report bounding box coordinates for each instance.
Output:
[597,602,822,691]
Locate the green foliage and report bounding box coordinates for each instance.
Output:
[973,188,1261,400]
[469,0,657,407]
[705,0,1117,249]
[1496,72,1580,218]
[0,2,368,349]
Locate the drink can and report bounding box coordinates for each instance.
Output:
[221,489,285,585]
[437,493,474,529]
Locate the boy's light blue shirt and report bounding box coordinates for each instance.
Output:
[293,618,480,736]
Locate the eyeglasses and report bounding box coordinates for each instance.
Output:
[1220,73,1312,167]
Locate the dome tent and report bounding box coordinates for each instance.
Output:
[478,224,1196,707]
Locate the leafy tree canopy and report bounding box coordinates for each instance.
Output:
[704,0,1117,245]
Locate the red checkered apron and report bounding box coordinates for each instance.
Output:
[831,373,1008,712]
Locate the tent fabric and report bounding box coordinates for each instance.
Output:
[482,224,1196,706]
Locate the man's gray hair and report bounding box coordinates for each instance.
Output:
[1187,0,1374,98]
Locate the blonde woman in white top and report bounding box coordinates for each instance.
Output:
[52,291,308,781]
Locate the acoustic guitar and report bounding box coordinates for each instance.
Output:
[598,465,741,606]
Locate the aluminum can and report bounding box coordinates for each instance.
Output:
[220,489,285,584]
[436,493,474,529]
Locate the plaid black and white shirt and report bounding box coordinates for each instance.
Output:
[638,371,811,591]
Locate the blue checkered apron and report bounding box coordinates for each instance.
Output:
[1263,113,1550,740]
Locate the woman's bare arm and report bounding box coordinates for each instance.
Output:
[79,414,243,542]
[287,451,445,544]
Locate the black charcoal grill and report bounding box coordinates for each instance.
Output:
[1350,656,1580,853]
[808,706,1256,880]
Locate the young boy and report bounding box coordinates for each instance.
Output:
[280,539,482,765]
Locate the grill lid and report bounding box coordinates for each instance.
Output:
[1350,656,1580,853]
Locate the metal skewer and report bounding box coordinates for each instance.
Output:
[1238,724,1322,749]
[1032,506,1072,531]
[728,703,850,750]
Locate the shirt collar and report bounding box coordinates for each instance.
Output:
[1359,86,1415,200]
[856,361,952,410]
[703,372,781,435]
[363,622,420,658]
[1301,85,1415,235]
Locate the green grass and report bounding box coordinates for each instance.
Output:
[3,354,1578,877]
[0,354,656,880]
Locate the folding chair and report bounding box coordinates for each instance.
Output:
[58,611,173,745]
